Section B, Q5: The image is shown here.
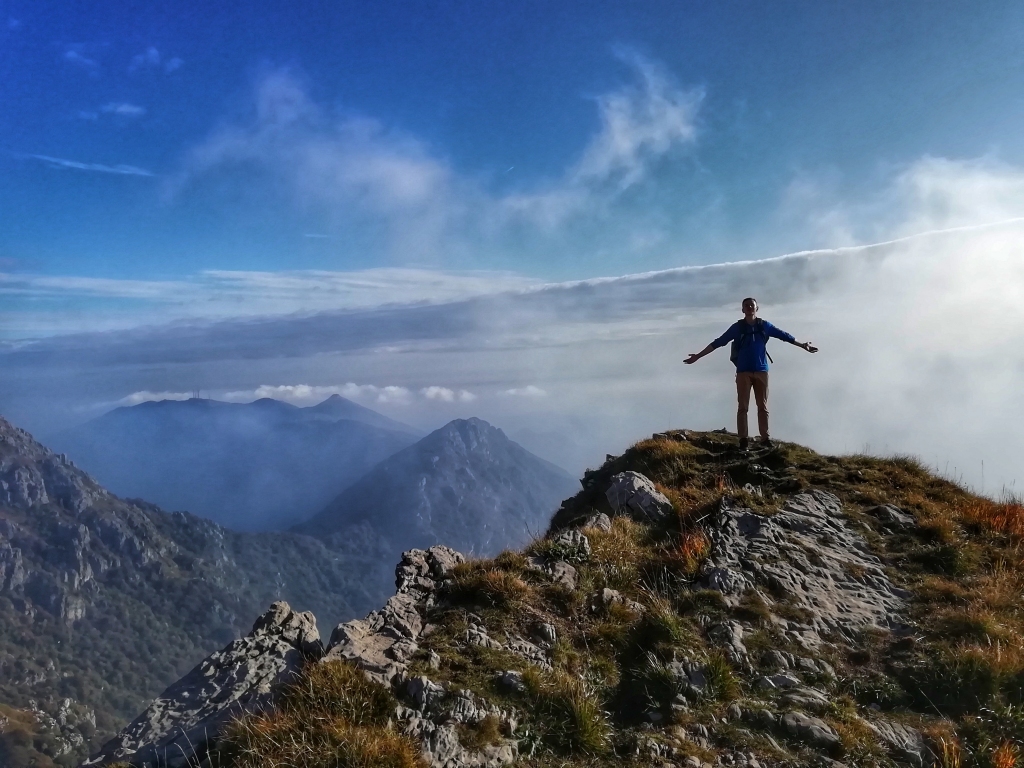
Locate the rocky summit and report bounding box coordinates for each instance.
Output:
[84,429,1024,768]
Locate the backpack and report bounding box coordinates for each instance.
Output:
[730,319,773,365]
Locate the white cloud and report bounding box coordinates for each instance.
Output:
[499,52,701,227]
[165,57,183,73]
[574,52,700,188]
[101,102,146,117]
[501,385,548,398]
[421,386,455,401]
[221,382,414,406]
[26,154,153,177]
[63,48,98,72]
[130,46,161,71]
[8,18,22,31]
[419,386,476,402]
[168,56,702,258]
[118,390,191,406]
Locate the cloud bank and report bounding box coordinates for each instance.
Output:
[3,150,1024,498]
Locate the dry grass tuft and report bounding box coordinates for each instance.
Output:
[448,566,533,609]
[224,660,422,768]
[993,742,1020,768]
[960,500,1024,540]
[226,711,424,768]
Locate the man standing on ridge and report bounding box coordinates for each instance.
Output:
[684,298,817,450]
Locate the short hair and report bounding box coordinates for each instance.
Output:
[742,297,758,309]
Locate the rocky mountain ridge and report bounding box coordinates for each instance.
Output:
[82,430,1024,768]
[0,415,391,766]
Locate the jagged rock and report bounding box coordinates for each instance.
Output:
[592,587,643,614]
[397,545,466,595]
[605,471,673,522]
[708,620,748,663]
[549,529,591,561]
[525,556,578,590]
[666,658,710,699]
[533,622,557,646]
[326,546,463,684]
[781,711,841,750]
[402,716,516,768]
[497,670,526,694]
[700,491,909,641]
[503,635,550,669]
[762,650,791,670]
[783,686,831,712]
[407,676,447,714]
[865,505,916,530]
[579,512,612,532]
[866,719,931,767]
[758,674,801,690]
[464,623,502,650]
[83,602,321,767]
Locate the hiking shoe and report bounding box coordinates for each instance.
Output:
[761,438,774,449]
[738,437,749,451]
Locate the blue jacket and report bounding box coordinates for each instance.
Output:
[712,319,796,373]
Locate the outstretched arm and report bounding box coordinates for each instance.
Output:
[764,321,817,353]
[684,343,718,365]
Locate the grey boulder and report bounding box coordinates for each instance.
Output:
[605,472,673,522]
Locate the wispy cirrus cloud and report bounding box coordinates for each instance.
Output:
[129,46,183,74]
[25,154,153,176]
[101,102,146,117]
[62,47,99,73]
[166,53,703,263]
[0,267,540,337]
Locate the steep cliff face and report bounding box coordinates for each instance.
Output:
[0,416,388,766]
[90,430,1024,768]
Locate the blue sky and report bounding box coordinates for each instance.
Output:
[3,1,1024,292]
[3,2,1024,495]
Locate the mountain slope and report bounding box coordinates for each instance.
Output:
[295,418,578,583]
[51,397,420,531]
[0,415,391,766]
[89,429,1024,768]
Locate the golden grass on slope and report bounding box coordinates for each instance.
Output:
[960,499,1024,540]
[223,661,424,768]
[226,712,424,768]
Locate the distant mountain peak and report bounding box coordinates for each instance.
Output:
[294,416,577,566]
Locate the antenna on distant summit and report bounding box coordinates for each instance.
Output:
[191,389,201,400]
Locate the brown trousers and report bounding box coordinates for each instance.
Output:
[736,371,769,440]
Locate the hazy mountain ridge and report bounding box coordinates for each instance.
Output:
[295,418,579,593]
[51,396,421,531]
[0,415,389,765]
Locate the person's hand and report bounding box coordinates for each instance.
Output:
[684,353,701,364]
[803,342,818,353]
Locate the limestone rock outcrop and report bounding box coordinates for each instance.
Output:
[605,471,674,522]
[83,602,321,767]
[700,489,909,645]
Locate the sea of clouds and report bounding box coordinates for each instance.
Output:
[2,58,1023,496]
